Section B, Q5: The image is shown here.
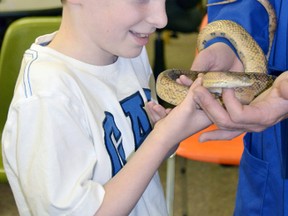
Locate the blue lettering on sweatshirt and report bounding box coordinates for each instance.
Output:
[103,89,152,176]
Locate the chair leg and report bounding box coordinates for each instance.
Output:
[166,154,176,216]
[153,31,166,78]
[180,157,188,216]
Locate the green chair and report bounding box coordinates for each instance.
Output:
[0,16,62,182]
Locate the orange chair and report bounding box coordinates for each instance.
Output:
[166,125,244,216]
[165,14,244,216]
[178,124,244,165]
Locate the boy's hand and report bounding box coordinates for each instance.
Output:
[152,76,212,147]
[145,101,171,126]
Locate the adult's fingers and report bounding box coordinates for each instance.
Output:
[221,89,264,124]
[193,87,261,131]
[221,89,275,132]
[198,128,245,142]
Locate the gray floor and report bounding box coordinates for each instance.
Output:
[0,32,239,216]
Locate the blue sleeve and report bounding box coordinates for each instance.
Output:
[206,0,272,55]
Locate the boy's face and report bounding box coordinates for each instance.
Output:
[80,0,167,64]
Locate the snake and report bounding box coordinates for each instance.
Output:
[156,0,277,106]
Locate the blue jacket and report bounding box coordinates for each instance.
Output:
[207,0,288,215]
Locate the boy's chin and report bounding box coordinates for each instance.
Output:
[120,46,144,58]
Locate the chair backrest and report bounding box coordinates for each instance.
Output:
[0,16,61,182]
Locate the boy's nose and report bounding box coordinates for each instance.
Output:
[147,3,168,29]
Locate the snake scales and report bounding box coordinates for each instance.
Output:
[156,0,276,106]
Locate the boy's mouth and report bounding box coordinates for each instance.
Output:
[130,30,149,38]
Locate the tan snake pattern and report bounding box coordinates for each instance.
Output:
[156,0,277,106]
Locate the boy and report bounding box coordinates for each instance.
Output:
[2,0,211,215]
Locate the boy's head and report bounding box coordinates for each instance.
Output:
[53,0,167,65]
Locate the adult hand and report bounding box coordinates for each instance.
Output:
[193,71,288,142]
[190,42,288,141]
[192,42,244,72]
[178,42,243,86]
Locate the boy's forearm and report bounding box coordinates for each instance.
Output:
[95,131,171,215]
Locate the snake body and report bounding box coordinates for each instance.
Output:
[156,69,275,105]
[156,0,276,106]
